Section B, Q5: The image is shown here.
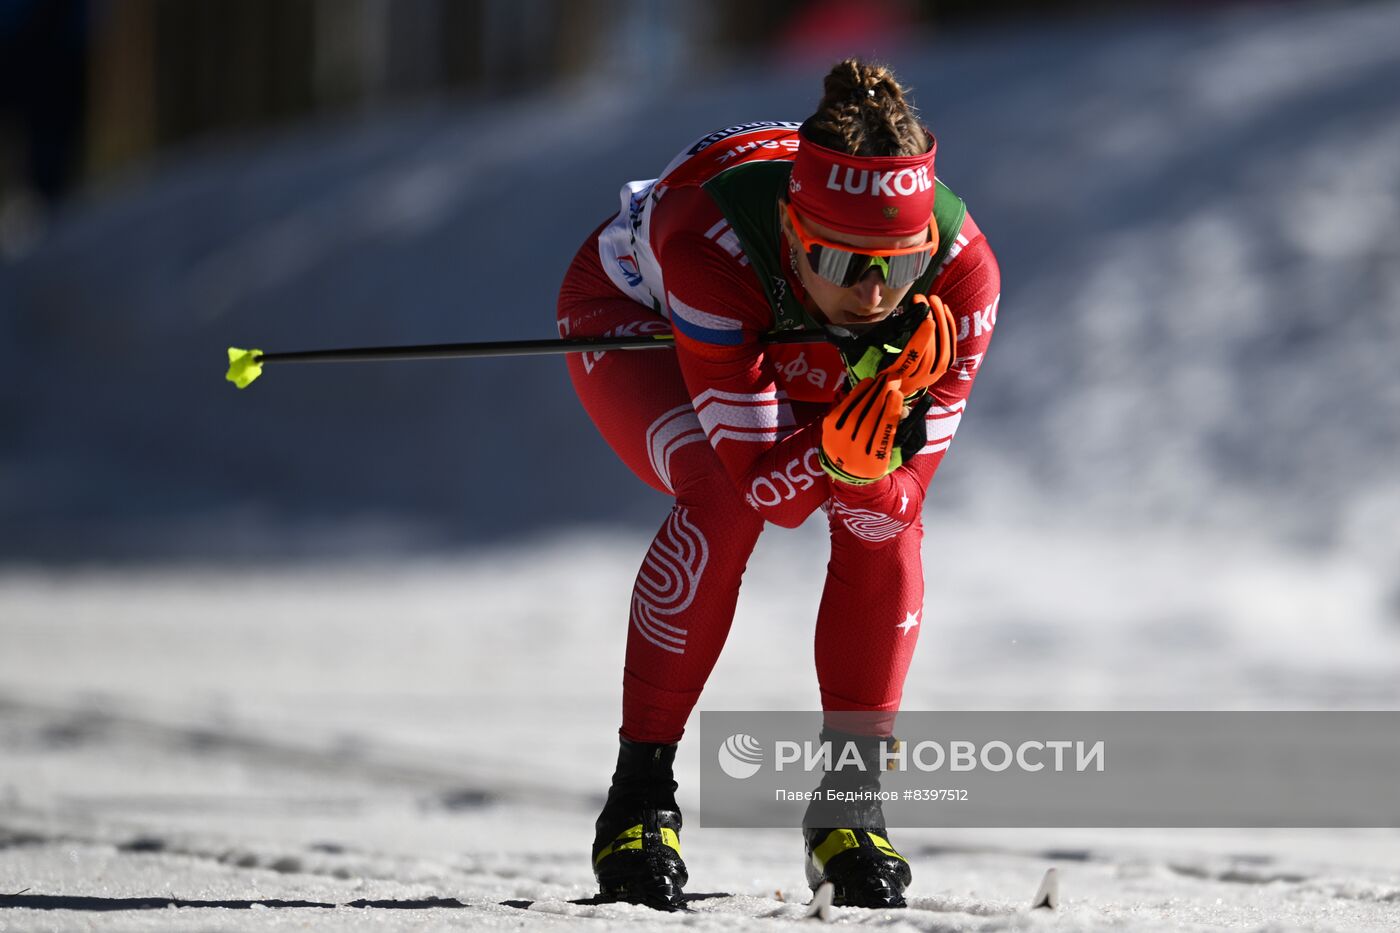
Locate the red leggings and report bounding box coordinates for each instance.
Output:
[558,229,932,742]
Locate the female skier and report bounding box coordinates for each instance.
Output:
[556,59,1001,909]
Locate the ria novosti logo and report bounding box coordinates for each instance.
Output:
[717,733,764,779]
[716,734,1106,780]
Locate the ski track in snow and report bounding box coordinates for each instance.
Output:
[3,526,1400,931]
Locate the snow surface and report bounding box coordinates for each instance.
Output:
[3,522,1400,930]
[4,1,1400,930]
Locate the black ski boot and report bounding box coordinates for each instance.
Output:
[802,728,911,908]
[591,738,688,911]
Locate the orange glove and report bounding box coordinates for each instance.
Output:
[836,294,959,394]
[819,373,906,485]
[879,294,958,396]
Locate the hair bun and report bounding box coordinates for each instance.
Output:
[803,58,927,157]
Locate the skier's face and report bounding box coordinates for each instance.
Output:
[780,202,928,327]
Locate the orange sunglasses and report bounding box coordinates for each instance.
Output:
[783,200,939,289]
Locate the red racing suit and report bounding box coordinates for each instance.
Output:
[557,122,1000,743]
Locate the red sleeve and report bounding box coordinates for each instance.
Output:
[652,187,832,528]
[827,211,1002,547]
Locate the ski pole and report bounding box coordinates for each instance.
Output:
[225,329,831,388]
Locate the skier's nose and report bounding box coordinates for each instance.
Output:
[850,269,885,312]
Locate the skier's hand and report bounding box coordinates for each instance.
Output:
[819,373,906,485]
[834,293,957,393]
[878,295,957,396]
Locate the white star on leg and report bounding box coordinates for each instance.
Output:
[896,610,921,635]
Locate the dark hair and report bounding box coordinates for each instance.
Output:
[800,58,928,157]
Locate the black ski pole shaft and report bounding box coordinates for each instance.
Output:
[225,329,830,388]
[272,329,826,363]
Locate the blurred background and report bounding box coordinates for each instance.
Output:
[1,0,1398,690]
[3,0,1400,924]
[6,0,1395,569]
